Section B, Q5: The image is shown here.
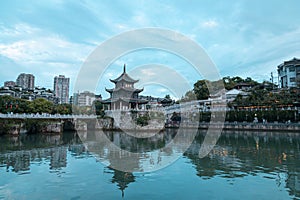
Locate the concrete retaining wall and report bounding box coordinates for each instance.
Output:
[176,122,300,132]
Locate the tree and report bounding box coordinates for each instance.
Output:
[53,103,72,114]
[28,98,54,114]
[180,90,196,102]
[94,100,105,117]
[223,76,235,90]
[0,95,30,113]
[136,114,150,126]
[193,80,209,100]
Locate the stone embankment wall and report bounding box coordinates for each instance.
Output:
[103,110,165,131]
[171,122,300,132]
[0,119,63,135]
[1,117,300,136]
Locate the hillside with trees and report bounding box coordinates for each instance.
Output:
[180,76,300,122]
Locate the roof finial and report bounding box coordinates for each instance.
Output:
[123,64,126,73]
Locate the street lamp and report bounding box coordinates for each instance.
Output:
[293,101,300,122]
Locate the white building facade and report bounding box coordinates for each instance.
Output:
[277,58,300,88]
[73,91,99,106]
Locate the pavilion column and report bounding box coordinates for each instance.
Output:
[120,101,122,110]
[113,103,116,110]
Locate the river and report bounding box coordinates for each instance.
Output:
[0,129,299,199]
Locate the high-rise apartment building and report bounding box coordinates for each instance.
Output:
[53,75,70,104]
[73,91,102,107]
[277,58,300,88]
[16,73,35,90]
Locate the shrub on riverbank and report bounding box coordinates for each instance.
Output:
[199,110,298,123]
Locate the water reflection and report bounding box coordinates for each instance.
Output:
[184,131,300,198]
[0,132,80,173]
[0,130,300,199]
[84,129,196,172]
[105,167,135,198]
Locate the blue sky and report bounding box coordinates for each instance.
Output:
[1,0,300,99]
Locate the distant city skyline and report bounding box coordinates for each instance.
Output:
[1,1,300,98]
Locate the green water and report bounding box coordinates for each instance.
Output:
[0,130,299,199]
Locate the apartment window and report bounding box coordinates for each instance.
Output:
[282,67,286,73]
[290,77,296,82]
[289,66,295,72]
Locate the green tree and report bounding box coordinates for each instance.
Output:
[28,98,54,114]
[165,94,171,99]
[193,80,209,100]
[136,115,150,126]
[94,100,105,117]
[53,103,72,114]
[0,95,30,113]
[223,76,235,90]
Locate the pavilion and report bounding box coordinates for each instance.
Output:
[102,64,148,110]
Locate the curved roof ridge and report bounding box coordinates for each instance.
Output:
[110,64,139,83]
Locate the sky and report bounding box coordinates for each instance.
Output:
[1,0,300,99]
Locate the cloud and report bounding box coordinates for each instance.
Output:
[201,20,219,28]
[1,0,300,95]
[0,55,23,83]
[140,68,156,76]
[0,23,39,39]
[131,64,193,98]
[104,72,114,78]
[158,88,168,92]
[0,23,96,92]
[0,25,92,63]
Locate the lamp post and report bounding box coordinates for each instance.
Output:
[293,102,300,122]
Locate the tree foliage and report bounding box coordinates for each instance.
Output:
[165,94,171,99]
[0,95,72,114]
[27,98,53,114]
[231,88,299,109]
[182,78,225,101]
[94,100,105,117]
[136,115,150,126]
[193,80,210,100]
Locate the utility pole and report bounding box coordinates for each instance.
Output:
[270,72,274,89]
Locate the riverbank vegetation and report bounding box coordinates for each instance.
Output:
[180,76,300,122]
[194,110,298,123]
[0,96,71,114]
[182,76,299,104]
